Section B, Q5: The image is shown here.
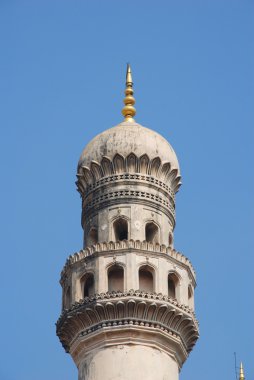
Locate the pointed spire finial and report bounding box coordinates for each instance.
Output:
[239,362,245,380]
[122,63,136,122]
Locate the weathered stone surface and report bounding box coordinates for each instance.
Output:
[56,290,199,360]
[78,345,179,380]
[78,121,180,174]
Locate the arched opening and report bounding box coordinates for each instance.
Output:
[108,265,124,292]
[145,222,159,243]
[89,228,98,245]
[168,273,179,299]
[82,273,95,297]
[188,285,194,309]
[64,286,71,309]
[113,218,128,241]
[168,232,173,247]
[139,265,154,292]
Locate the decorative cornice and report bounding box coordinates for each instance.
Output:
[82,172,175,202]
[56,290,199,356]
[76,153,181,195]
[82,188,176,227]
[60,240,196,285]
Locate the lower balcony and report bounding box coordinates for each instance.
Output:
[56,290,199,367]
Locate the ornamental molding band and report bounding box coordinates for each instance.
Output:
[56,290,199,363]
[56,65,199,380]
[82,172,176,201]
[60,240,196,284]
[76,153,181,195]
[83,188,175,213]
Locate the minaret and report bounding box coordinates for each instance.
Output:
[56,65,199,380]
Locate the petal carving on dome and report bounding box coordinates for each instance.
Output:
[172,176,182,193]
[126,153,138,173]
[168,169,178,185]
[101,156,113,176]
[139,154,150,174]
[75,177,86,193]
[150,157,162,177]
[90,161,103,181]
[82,167,93,185]
[161,162,171,181]
[113,153,125,174]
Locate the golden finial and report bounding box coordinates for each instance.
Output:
[122,63,136,121]
[239,362,245,380]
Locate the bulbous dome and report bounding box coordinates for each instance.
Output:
[78,121,180,173]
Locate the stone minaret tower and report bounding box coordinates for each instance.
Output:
[56,65,199,380]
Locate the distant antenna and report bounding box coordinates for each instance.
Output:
[234,352,238,380]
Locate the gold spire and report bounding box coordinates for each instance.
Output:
[122,63,136,121]
[239,362,245,380]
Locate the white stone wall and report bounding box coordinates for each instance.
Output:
[78,345,179,380]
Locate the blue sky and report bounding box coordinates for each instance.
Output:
[0,1,253,379]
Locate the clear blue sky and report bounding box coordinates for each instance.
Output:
[0,1,253,380]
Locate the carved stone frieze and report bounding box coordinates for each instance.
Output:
[76,153,181,196]
[60,240,196,285]
[83,187,175,218]
[80,172,176,201]
[56,290,199,362]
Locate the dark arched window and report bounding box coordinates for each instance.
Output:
[64,286,71,310]
[113,218,128,241]
[139,266,154,292]
[188,285,194,309]
[168,233,173,247]
[89,228,98,245]
[168,273,179,299]
[108,265,124,292]
[145,222,159,243]
[83,274,95,297]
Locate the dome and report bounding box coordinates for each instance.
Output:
[76,65,181,194]
[78,121,180,173]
